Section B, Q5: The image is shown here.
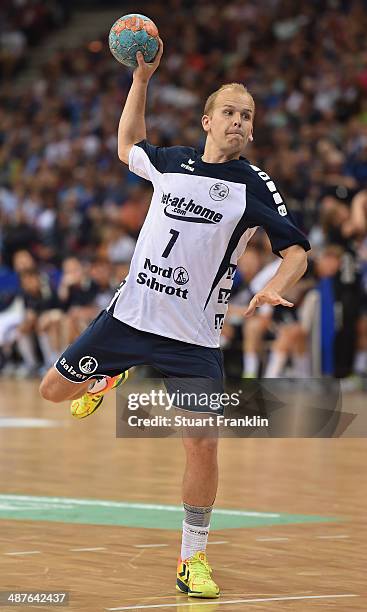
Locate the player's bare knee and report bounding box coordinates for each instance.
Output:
[39,379,57,402]
[39,373,66,403]
[39,380,52,401]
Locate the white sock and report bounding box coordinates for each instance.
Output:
[243,352,258,377]
[16,334,38,369]
[293,354,310,377]
[88,377,108,394]
[354,351,367,375]
[38,333,58,368]
[180,520,210,561]
[264,351,287,377]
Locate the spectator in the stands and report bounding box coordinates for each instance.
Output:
[58,257,98,343]
[17,269,62,375]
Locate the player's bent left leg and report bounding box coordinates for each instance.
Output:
[42,310,137,417]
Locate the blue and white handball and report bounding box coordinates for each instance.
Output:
[108,13,159,69]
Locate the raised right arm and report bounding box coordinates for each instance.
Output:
[118,38,163,164]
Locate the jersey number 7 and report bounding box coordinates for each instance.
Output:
[162,229,180,258]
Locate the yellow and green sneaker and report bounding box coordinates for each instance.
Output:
[70,371,128,419]
[176,551,220,598]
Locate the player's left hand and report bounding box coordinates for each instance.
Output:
[243,290,294,318]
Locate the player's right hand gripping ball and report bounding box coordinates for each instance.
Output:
[109,13,159,69]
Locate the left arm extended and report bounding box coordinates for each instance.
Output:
[244,245,308,317]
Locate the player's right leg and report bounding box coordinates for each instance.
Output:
[154,339,223,598]
[177,435,220,598]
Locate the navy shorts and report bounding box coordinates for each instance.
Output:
[55,310,224,409]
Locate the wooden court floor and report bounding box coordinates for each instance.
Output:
[0,378,365,611]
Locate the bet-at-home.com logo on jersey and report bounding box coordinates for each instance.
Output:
[162,193,223,224]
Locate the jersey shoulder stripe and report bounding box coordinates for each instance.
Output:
[135,140,196,173]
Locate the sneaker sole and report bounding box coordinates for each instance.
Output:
[176,579,219,598]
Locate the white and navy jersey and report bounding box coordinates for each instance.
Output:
[108,140,310,347]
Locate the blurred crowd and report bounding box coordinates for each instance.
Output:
[0,0,70,82]
[1,0,367,381]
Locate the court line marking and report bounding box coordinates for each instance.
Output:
[0,495,280,517]
[134,544,168,549]
[5,551,41,556]
[256,537,289,542]
[3,533,350,558]
[0,418,66,428]
[70,547,107,552]
[104,594,358,610]
[3,534,350,558]
[128,549,144,570]
[316,535,349,539]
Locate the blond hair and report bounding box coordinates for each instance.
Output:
[204,83,255,116]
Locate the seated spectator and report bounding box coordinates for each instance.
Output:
[0,20,26,81]
[264,246,362,379]
[17,269,63,374]
[13,249,37,275]
[58,257,99,343]
[99,223,136,264]
[223,243,279,378]
[90,258,117,311]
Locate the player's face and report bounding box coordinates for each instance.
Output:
[202,90,254,156]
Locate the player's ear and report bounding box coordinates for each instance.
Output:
[201,114,210,133]
[249,133,253,142]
